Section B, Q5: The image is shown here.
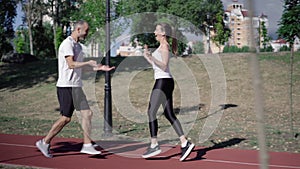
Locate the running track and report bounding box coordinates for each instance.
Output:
[0,134,299,169]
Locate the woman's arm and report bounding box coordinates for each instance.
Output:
[143,45,153,65]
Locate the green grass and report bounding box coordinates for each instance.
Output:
[259,52,300,65]
[0,116,82,138]
[0,52,299,156]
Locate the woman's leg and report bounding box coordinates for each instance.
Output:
[147,79,165,140]
[161,79,195,161]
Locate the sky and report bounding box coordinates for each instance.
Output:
[14,0,284,39]
[14,3,23,30]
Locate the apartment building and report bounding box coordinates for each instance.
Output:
[224,1,269,49]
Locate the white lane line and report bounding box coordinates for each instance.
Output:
[1,142,300,169]
[0,142,36,148]
[202,159,300,169]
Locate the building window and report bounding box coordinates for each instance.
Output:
[237,28,241,30]
[237,38,241,41]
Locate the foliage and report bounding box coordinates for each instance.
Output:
[32,22,55,58]
[260,45,274,52]
[0,0,17,58]
[115,0,224,55]
[277,0,300,46]
[223,45,250,53]
[20,0,48,55]
[14,31,27,53]
[192,41,204,54]
[55,26,64,53]
[259,21,271,49]
[68,0,106,54]
[279,45,291,52]
[70,0,106,42]
[212,11,230,53]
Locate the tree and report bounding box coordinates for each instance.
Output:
[212,11,230,53]
[277,0,300,137]
[70,0,106,40]
[278,0,300,48]
[14,29,27,53]
[69,0,106,56]
[259,21,271,50]
[44,0,85,57]
[20,0,47,55]
[0,0,17,58]
[115,0,225,54]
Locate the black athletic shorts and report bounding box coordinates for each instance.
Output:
[57,87,90,118]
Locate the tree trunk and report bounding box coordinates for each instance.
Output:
[26,1,34,55]
[28,23,34,55]
[53,23,58,58]
[289,45,294,137]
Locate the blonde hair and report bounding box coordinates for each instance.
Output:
[157,23,178,55]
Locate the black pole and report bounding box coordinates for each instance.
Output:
[103,0,113,136]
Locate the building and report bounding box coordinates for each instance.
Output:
[223,1,269,49]
[270,37,300,52]
[116,38,143,57]
[202,0,270,54]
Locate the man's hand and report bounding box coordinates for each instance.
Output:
[88,60,98,67]
[93,64,115,71]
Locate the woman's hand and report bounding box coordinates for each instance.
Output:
[143,44,153,64]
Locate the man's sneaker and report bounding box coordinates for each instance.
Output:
[91,141,99,148]
[142,145,162,158]
[35,140,53,158]
[80,144,101,155]
[179,141,195,161]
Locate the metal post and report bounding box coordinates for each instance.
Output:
[207,14,212,54]
[248,0,269,168]
[103,0,113,136]
[208,27,212,54]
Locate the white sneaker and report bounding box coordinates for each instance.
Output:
[35,140,53,158]
[80,144,101,155]
[92,142,100,148]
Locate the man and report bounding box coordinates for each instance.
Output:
[35,20,114,158]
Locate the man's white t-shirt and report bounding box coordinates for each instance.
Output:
[56,36,84,87]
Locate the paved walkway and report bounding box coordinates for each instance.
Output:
[0,134,300,169]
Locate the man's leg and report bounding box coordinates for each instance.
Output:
[44,116,71,144]
[79,109,101,155]
[36,115,71,158]
[80,109,93,144]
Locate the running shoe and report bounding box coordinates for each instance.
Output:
[142,145,162,158]
[35,140,53,158]
[179,141,195,161]
[80,144,101,155]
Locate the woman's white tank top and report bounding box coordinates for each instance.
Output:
[152,46,172,79]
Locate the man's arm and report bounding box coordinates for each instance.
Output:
[65,56,97,69]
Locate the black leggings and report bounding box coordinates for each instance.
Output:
[147,78,184,138]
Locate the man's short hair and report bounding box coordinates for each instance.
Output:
[73,20,88,30]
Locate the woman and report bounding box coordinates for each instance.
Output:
[142,23,195,161]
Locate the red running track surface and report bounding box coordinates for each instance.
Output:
[0,134,299,169]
